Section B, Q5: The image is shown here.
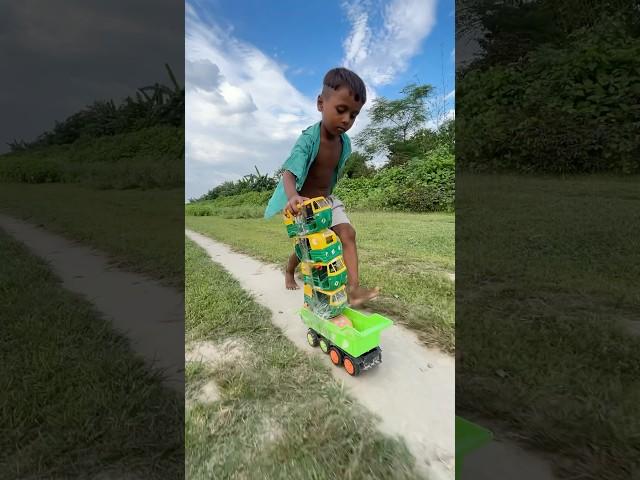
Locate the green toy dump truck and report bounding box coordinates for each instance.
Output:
[300,306,393,376]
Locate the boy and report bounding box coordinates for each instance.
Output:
[264,67,379,307]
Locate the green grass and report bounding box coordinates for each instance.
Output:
[185,238,423,479]
[186,210,455,352]
[0,183,183,285]
[456,174,640,479]
[0,231,182,479]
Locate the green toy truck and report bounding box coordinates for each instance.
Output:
[300,306,393,376]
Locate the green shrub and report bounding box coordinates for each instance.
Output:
[209,190,273,207]
[334,145,454,212]
[0,126,184,189]
[185,204,217,216]
[0,157,64,183]
[458,19,640,173]
[185,191,272,217]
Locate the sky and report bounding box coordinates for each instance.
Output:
[185,0,454,201]
[1,1,184,154]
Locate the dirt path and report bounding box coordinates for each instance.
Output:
[0,214,184,392]
[462,437,557,479]
[186,229,455,479]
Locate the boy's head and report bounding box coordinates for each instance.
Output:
[318,67,366,136]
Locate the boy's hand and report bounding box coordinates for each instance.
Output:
[285,195,309,215]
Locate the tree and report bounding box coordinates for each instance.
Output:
[341,151,374,179]
[355,83,434,165]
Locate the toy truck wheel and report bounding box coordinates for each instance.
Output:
[306,329,319,347]
[319,337,330,354]
[343,356,360,376]
[329,346,343,366]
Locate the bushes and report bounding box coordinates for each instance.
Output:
[334,145,454,212]
[186,147,454,216]
[195,166,277,201]
[11,64,183,152]
[0,126,184,189]
[458,19,640,173]
[0,157,64,184]
[208,190,273,207]
[185,191,273,217]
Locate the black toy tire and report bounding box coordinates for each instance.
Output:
[319,337,330,354]
[306,329,319,347]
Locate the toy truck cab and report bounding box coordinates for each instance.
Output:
[303,284,348,317]
[294,230,342,262]
[300,256,347,290]
[283,197,332,237]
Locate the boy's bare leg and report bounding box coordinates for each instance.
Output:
[285,252,301,290]
[332,223,380,307]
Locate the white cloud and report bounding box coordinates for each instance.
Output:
[185,6,318,200]
[445,89,455,101]
[341,0,437,87]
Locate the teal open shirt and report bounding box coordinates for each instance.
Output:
[264,121,352,219]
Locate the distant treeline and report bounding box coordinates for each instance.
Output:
[7,64,184,152]
[1,64,184,190]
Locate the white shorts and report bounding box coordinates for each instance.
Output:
[327,195,350,227]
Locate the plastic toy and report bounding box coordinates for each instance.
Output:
[303,283,348,317]
[283,196,392,376]
[300,256,347,290]
[284,196,332,237]
[455,417,492,479]
[302,306,392,376]
[294,230,342,262]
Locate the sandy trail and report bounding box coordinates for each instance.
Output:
[186,229,455,479]
[0,214,184,392]
[462,438,557,479]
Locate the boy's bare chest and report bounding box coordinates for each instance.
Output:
[309,140,342,177]
[301,139,342,196]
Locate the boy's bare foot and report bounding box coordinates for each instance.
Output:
[347,285,380,307]
[285,271,299,290]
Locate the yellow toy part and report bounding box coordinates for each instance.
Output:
[306,230,338,250]
[283,196,331,221]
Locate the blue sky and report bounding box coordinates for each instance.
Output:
[186,0,454,200]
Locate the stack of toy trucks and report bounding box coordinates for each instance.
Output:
[284,197,391,376]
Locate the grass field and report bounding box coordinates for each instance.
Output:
[456,174,640,479]
[0,183,183,285]
[186,211,455,352]
[185,238,423,479]
[0,231,183,479]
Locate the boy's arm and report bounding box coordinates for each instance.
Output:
[282,170,308,215]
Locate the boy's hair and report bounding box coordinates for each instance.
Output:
[322,67,366,104]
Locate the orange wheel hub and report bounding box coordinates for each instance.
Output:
[330,350,340,365]
[344,358,355,375]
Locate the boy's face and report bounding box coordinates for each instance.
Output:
[317,86,364,137]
